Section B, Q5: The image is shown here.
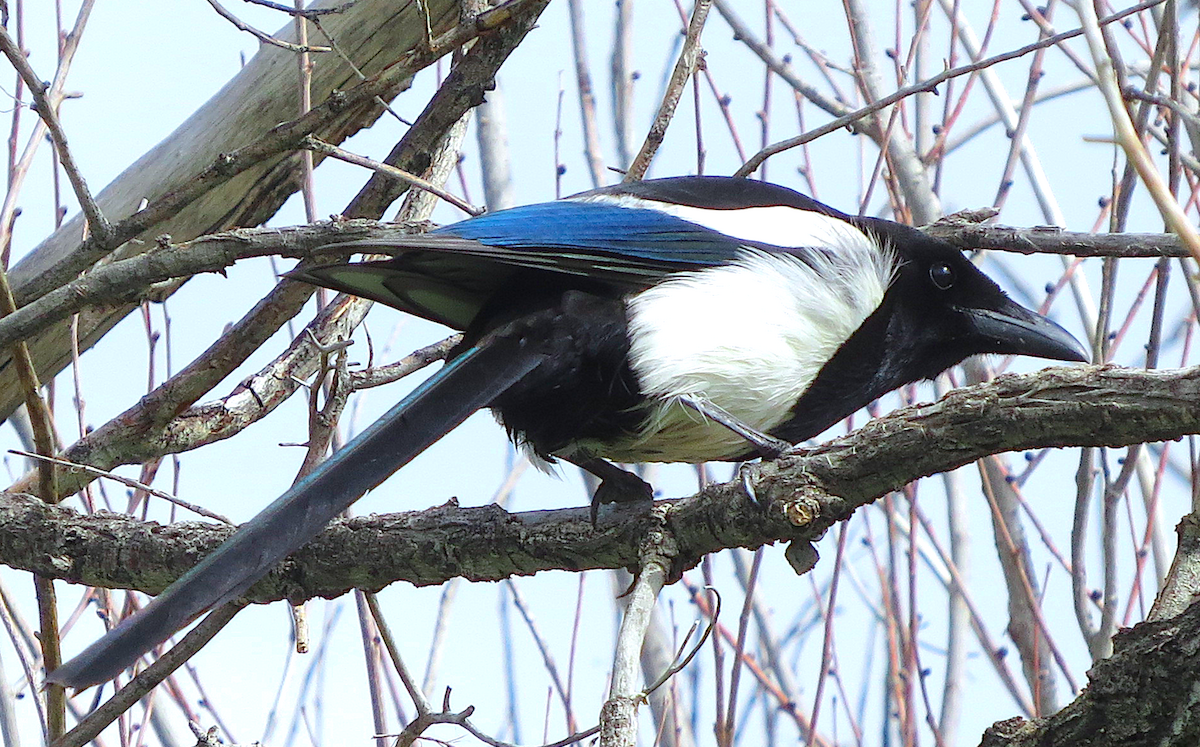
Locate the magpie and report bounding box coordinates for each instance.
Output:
[49,176,1087,688]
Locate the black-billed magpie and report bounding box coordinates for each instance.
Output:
[49,176,1087,688]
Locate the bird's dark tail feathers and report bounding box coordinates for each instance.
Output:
[49,334,548,689]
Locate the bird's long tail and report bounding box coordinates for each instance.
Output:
[49,334,548,689]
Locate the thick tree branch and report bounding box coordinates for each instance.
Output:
[0,364,1195,602]
[979,597,1200,746]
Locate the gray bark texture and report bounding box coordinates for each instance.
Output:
[980,592,1200,747]
[1,364,1195,602]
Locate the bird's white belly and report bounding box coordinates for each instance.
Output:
[595,246,892,463]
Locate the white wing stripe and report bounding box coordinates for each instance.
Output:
[577,193,876,253]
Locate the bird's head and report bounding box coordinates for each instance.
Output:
[868,221,1089,380]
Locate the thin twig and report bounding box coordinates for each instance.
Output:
[304,136,483,215]
[365,592,433,716]
[640,587,719,696]
[624,0,712,181]
[724,551,759,741]
[16,0,543,308]
[356,591,390,747]
[243,0,360,17]
[204,0,332,53]
[0,22,111,246]
[0,0,93,269]
[506,580,574,719]
[0,205,63,738]
[8,450,232,523]
[1076,0,1200,264]
[566,0,607,187]
[808,524,850,741]
[733,0,1167,178]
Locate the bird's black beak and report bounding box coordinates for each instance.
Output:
[961,298,1089,363]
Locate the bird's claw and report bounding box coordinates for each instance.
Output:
[739,462,769,511]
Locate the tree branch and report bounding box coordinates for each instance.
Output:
[0,218,1178,358]
[2,0,550,499]
[925,222,1186,258]
[0,22,112,247]
[1,364,1195,602]
[979,596,1200,746]
[342,0,550,219]
[731,0,1165,179]
[0,0,551,423]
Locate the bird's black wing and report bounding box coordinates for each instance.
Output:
[573,175,851,218]
[49,333,549,689]
[305,200,761,329]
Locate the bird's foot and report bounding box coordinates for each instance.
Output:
[740,442,816,511]
[589,471,654,525]
[574,457,654,525]
[748,433,793,461]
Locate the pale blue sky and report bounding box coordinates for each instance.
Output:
[0,2,1188,746]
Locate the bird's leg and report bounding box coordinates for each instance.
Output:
[570,456,654,525]
[678,393,790,512]
[676,393,793,459]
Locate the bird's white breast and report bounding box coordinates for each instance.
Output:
[593,206,896,463]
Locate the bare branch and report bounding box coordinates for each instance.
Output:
[3,364,1197,602]
[242,0,360,17]
[204,0,333,53]
[733,0,1167,179]
[0,21,112,247]
[566,0,607,188]
[0,216,1175,361]
[0,0,551,426]
[8,450,232,524]
[6,292,376,500]
[925,222,1186,258]
[303,136,482,215]
[624,0,711,182]
[601,547,669,747]
[1075,1,1200,264]
[343,0,550,218]
[979,598,1200,746]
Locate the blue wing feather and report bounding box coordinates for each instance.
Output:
[433,201,747,270]
[301,197,768,329]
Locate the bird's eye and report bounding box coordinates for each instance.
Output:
[929,262,955,290]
